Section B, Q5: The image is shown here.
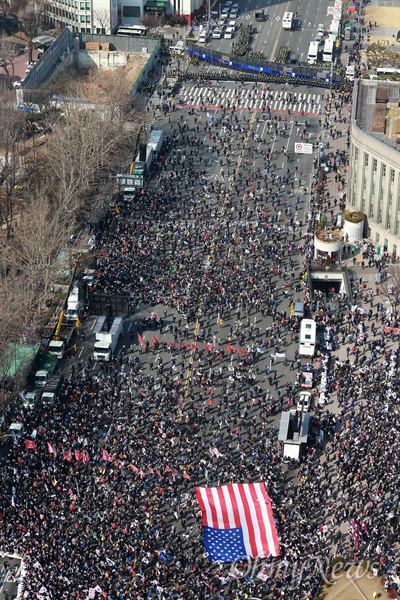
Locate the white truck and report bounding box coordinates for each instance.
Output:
[48,324,75,359]
[93,316,123,361]
[65,286,83,323]
[146,130,164,157]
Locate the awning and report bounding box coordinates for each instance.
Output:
[144,0,168,11]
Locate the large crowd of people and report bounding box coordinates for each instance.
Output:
[0,71,399,600]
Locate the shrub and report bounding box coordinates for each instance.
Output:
[342,210,364,224]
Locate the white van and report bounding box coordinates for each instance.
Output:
[307,41,319,64]
[282,12,294,30]
[345,65,355,81]
[224,27,236,39]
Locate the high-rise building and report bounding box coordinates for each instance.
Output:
[348,79,400,257]
[44,0,118,33]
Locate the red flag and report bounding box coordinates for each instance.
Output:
[47,442,57,458]
[192,343,201,350]
[152,336,161,345]
[168,342,175,349]
[195,483,280,559]
[62,446,72,461]
[165,465,176,481]
[155,468,163,479]
[236,348,247,355]
[206,343,215,352]
[148,466,155,475]
[25,439,37,453]
[180,341,190,348]
[129,464,139,473]
[82,450,90,466]
[102,449,112,462]
[137,334,146,346]
[183,471,191,481]
[139,470,145,479]
[226,344,236,352]
[74,450,83,461]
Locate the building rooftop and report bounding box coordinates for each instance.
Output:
[355,79,400,151]
[315,229,342,243]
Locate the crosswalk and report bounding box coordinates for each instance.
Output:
[176,85,323,115]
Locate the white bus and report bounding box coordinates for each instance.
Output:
[282,12,294,30]
[117,25,148,37]
[322,38,334,62]
[299,319,316,357]
[307,41,319,64]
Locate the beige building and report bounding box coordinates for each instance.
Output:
[348,79,400,257]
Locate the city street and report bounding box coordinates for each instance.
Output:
[1,55,399,600]
[196,0,333,62]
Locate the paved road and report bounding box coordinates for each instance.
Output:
[71,78,320,417]
[199,0,333,63]
[175,80,325,116]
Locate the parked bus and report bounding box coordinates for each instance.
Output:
[307,41,319,64]
[299,319,316,358]
[376,68,400,77]
[117,25,148,37]
[322,38,334,62]
[282,12,294,30]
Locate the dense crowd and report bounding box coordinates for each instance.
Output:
[0,77,399,600]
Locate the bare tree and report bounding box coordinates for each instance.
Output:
[380,265,400,307]
[17,0,44,64]
[0,100,27,237]
[0,35,22,88]
[93,8,111,34]
[43,73,132,222]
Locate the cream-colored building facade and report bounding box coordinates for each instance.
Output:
[348,79,400,257]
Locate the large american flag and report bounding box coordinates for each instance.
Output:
[195,482,280,562]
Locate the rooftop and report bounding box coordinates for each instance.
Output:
[356,79,400,151]
[315,229,343,243]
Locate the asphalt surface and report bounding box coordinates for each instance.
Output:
[69,78,323,416]
[189,0,333,63]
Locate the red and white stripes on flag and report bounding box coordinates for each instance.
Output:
[47,442,57,458]
[195,482,280,559]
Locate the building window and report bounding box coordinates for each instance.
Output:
[361,198,366,211]
[390,169,395,183]
[86,14,90,21]
[375,233,380,243]
[382,164,386,177]
[393,244,397,257]
[387,214,391,229]
[364,153,369,167]
[369,205,374,218]
[389,192,392,206]
[355,147,359,160]
[380,187,384,201]
[353,172,357,184]
[86,2,90,8]
[123,5,140,16]
[396,221,400,235]
[363,176,366,190]
[371,181,375,195]
[80,14,85,21]
[379,209,382,224]
[373,158,378,172]
[80,1,84,7]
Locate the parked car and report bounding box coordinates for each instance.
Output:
[317,23,325,35]
[212,29,223,39]
[198,33,208,43]
[224,27,236,38]
[229,9,239,19]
